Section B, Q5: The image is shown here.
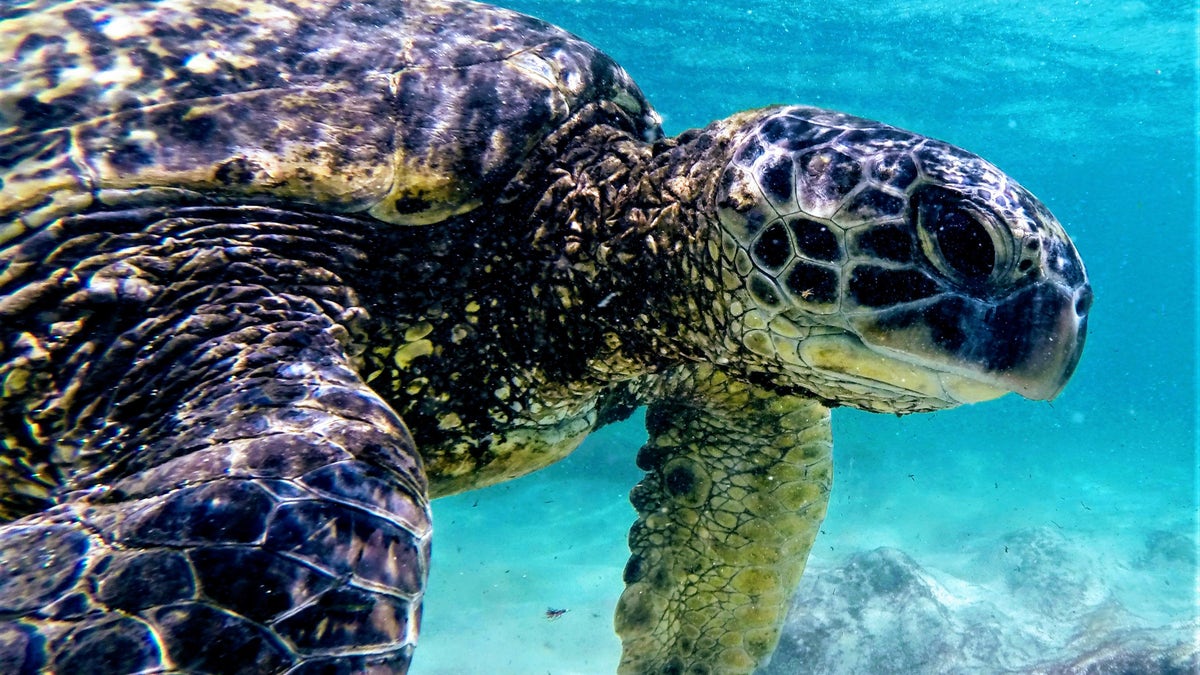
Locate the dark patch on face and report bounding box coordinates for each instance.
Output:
[214,158,260,186]
[788,217,841,261]
[107,139,157,172]
[0,4,33,20]
[182,113,219,143]
[0,133,59,170]
[61,8,94,34]
[758,155,794,204]
[1044,239,1087,287]
[842,187,906,222]
[968,284,1083,374]
[849,266,941,307]
[142,106,220,149]
[838,128,914,151]
[390,196,433,215]
[15,31,65,59]
[734,137,765,165]
[166,53,283,102]
[126,46,165,83]
[786,263,838,304]
[759,115,837,151]
[392,71,440,155]
[194,7,243,27]
[663,464,696,498]
[16,94,90,134]
[1015,190,1051,231]
[748,273,782,308]
[870,153,919,191]
[62,7,116,70]
[855,224,915,263]
[798,148,862,206]
[752,222,792,271]
[925,297,970,354]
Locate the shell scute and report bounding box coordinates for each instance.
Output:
[1,0,660,237]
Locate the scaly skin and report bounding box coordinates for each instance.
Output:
[1,1,1091,673]
[617,371,833,674]
[0,206,430,671]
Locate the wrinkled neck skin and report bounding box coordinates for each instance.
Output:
[518,106,746,389]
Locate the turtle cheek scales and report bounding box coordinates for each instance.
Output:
[757,154,795,207]
[847,266,942,308]
[796,148,862,219]
[789,217,842,262]
[785,263,839,306]
[751,222,792,271]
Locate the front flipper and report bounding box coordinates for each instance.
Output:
[0,220,431,673]
[0,344,431,673]
[616,369,832,674]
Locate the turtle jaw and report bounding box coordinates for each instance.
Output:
[785,280,1089,409]
[794,332,1010,408]
[849,279,1091,403]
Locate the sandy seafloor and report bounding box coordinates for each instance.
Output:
[411,0,1197,672]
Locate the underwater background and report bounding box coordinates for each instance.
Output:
[412,0,1196,672]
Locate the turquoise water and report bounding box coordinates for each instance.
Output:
[414,0,1196,672]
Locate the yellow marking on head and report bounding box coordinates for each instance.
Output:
[84,52,142,89]
[939,374,1007,403]
[742,330,774,358]
[404,322,434,341]
[799,334,943,398]
[184,52,219,75]
[392,340,434,368]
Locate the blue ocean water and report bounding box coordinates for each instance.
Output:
[413,0,1196,672]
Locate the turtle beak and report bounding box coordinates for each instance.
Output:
[979,279,1094,398]
[993,282,1091,401]
[849,279,1092,405]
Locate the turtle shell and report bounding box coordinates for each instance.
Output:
[0,0,661,241]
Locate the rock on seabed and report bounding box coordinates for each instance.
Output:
[762,527,1198,675]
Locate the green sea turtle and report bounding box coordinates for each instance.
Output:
[0,0,1090,672]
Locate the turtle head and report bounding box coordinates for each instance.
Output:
[712,106,1090,412]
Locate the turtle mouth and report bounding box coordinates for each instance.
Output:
[790,277,1091,406]
[798,333,1011,405]
[845,282,1091,403]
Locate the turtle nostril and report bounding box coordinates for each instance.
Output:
[1074,286,1093,316]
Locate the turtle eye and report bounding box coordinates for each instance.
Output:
[933,208,994,280]
[915,187,1003,284]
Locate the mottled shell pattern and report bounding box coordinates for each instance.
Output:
[0,0,660,243]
